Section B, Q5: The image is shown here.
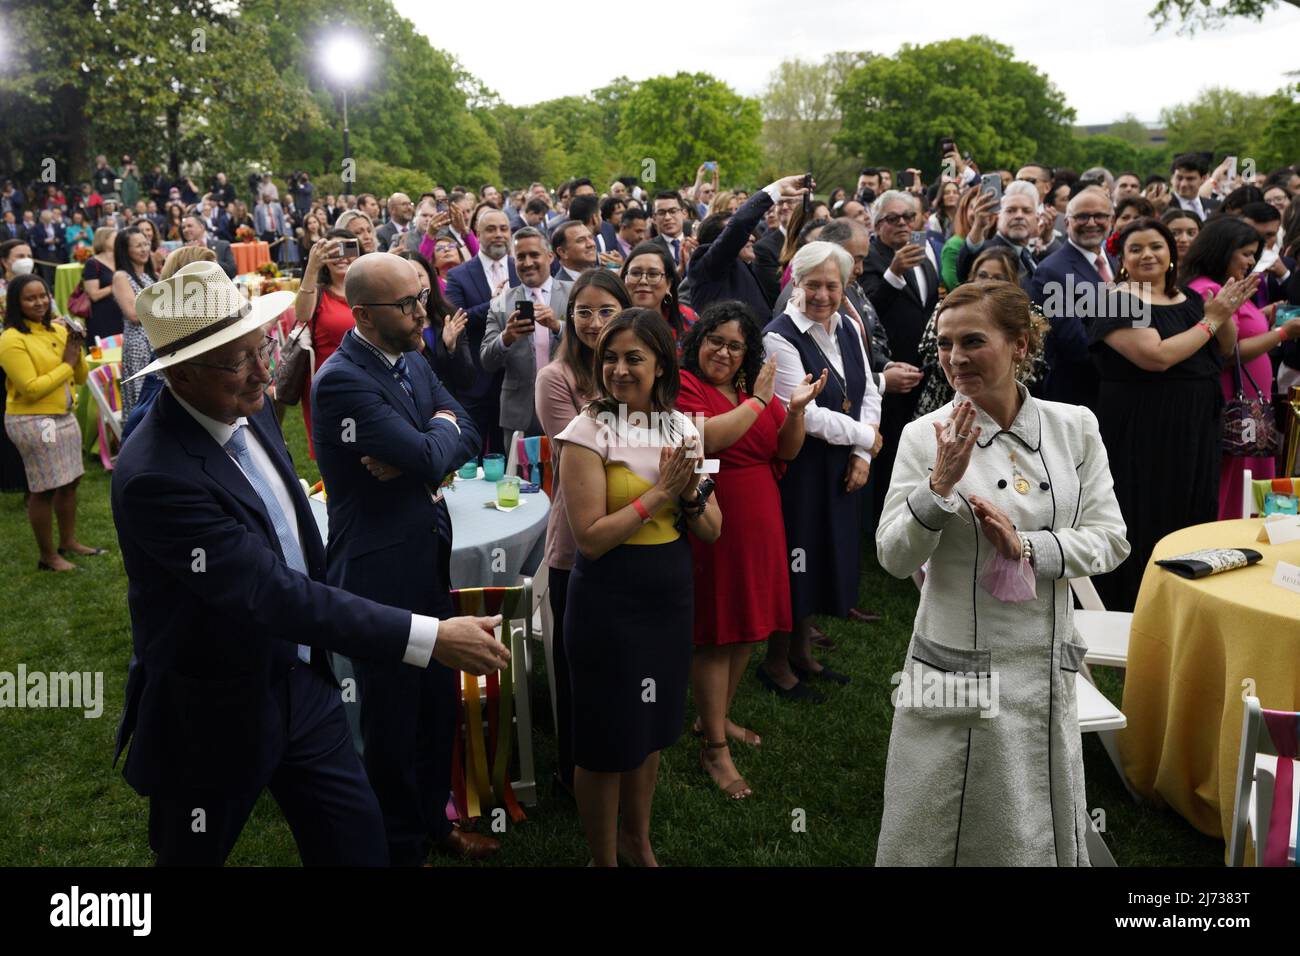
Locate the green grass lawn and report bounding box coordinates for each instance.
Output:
[0,409,1225,866]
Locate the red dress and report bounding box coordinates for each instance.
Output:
[292,287,355,457]
[677,370,792,646]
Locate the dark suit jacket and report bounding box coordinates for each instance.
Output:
[860,237,939,368]
[751,227,785,308]
[206,236,237,278]
[954,233,1037,290]
[110,388,412,797]
[311,331,480,616]
[27,222,66,263]
[443,255,519,404]
[686,188,771,322]
[1173,195,1221,218]
[649,233,688,274]
[598,221,619,253]
[1030,240,1116,408]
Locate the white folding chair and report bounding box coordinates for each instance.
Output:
[1241,467,1254,519]
[524,565,558,732]
[1229,696,1299,867]
[86,363,123,443]
[1069,577,1132,669]
[505,429,524,477]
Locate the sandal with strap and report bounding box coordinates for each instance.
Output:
[691,718,761,747]
[700,741,752,800]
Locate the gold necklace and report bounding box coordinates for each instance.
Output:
[1009,449,1031,495]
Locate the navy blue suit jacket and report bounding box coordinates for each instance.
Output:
[685,188,772,322]
[1030,240,1115,408]
[310,332,480,615]
[443,255,518,402]
[110,388,412,797]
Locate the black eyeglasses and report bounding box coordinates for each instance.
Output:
[358,287,431,316]
[1068,212,1111,223]
[188,337,276,375]
[704,334,746,356]
[876,212,913,227]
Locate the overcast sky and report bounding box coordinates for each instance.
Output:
[393,0,1298,126]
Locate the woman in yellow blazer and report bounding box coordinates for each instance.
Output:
[0,274,106,571]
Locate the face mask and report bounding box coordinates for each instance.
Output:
[11,257,35,276]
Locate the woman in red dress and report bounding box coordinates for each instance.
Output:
[287,229,356,456]
[677,302,826,799]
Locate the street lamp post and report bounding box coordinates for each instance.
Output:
[322,34,367,197]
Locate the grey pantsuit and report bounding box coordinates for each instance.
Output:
[875,387,1129,866]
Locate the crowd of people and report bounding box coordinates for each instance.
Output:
[4,138,1300,867]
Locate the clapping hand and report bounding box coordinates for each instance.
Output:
[441,308,468,350]
[929,400,981,497]
[752,355,778,406]
[788,368,828,414]
[1203,274,1259,323]
[969,495,1022,559]
[1142,181,1171,212]
[656,440,697,500]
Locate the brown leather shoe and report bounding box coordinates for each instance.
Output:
[433,827,500,861]
[847,607,882,624]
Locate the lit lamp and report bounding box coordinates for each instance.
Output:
[322,34,367,196]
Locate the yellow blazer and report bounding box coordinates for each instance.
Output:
[0,319,90,416]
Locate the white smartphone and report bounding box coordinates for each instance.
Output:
[1224,156,1238,183]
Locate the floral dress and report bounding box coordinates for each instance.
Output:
[121,271,157,416]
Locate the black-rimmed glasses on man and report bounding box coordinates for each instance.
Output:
[357,287,431,316]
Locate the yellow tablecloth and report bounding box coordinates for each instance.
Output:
[1119,518,1300,849]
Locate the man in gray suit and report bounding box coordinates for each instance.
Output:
[480,227,571,451]
[376,193,414,251]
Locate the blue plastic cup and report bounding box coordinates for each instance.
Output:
[457,459,479,480]
[482,454,505,482]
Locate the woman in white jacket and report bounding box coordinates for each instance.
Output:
[875,281,1130,866]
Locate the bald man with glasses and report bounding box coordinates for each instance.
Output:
[311,253,502,864]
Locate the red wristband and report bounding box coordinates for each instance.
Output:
[632,497,653,523]
[746,397,765,414]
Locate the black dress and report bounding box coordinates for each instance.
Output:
[82,258,123,342]
[1088,291,1222,611]
[0,288,28,493]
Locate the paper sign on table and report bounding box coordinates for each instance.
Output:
[1272,561,1300,595]
[1257,515,1300,545]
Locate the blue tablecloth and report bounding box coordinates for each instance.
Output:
[308,469,550,587]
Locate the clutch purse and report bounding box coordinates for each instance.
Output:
[1155,547,1262,579]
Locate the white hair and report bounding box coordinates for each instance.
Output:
[870,190,919,226]
[1082,166,1115,190]
[791,240,853,286]
[1001,180,1039,208]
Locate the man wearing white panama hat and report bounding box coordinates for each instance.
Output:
[110,260,510,866]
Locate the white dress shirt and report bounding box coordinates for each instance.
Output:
[763,303,882,463]
[170,387,440,666]
[478,249,509,292]
[882,239,938,304]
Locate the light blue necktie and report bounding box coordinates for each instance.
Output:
[225,425,311,664]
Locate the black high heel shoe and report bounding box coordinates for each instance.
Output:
[37,560,77,572]
[789,660,851,686]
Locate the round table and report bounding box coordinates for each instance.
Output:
[230,241,271,275]
[54,262,84,315]
[1119,517,1300,850]
[308,470,550,587]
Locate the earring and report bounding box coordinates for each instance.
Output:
[736,370,747,392]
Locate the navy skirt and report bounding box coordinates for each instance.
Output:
[564,535,693,773]
[781,434,863,623]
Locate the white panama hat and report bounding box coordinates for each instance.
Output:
[124,260,298,381]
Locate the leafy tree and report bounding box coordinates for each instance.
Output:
[1150,0,1300,33]
[0,0,291,182]
[617,73,762,191]
[834,37,1076,180]
[1106,114,1150,147]
[760,52,874,189]
[1071,134,1172,180]
[1255,85,1300,170]
[1159,87,1276,156]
